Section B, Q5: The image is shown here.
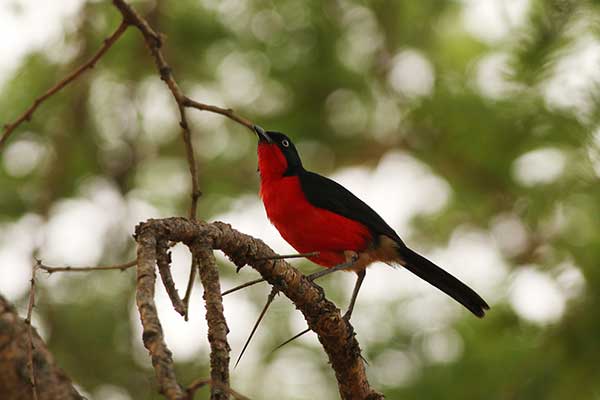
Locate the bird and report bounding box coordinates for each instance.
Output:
[232,125,489,365]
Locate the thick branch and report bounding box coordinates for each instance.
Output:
[134,218,383,400]
[191,246,230,400]
[0,295,84,400]
[135,226,186,400]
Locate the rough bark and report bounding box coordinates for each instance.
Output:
[193,246,230,400]
[0,295,83,400]
[136,227,187,399]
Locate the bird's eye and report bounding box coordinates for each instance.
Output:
[281,139,290,147]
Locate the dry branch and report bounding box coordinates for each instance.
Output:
[135,226,186,400]
[134,217,384,400]
[25,262,39,400]
[37,260,136,274]
[182,97,254,129]
[112,0,202,219]
[182,260,197,321]
[156,240,186,316]
[192,246,230,400]
[0,295,84,400]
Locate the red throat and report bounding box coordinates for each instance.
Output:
[257,143,288,180]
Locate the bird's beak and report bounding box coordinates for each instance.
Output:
[253,125,272,143]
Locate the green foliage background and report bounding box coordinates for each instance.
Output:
[1,0,599,399]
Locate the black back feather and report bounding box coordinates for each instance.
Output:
[298,170,404,245]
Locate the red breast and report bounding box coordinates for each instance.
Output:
[258,142,372,267]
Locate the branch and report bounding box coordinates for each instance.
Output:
[182,97,254,129]
[112,0,202,219]
[112,0,260,217]
[0,295,84,399]
[135,226,186,400]
[134,218,384,400]
[181,259,197,321]
[156,240,186,316]
[2,0,255,156]
[38,260,136,273]
[191,246,230,400]
[0,20,129,149]
[26,261,39,400]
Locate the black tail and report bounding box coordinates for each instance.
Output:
[399,246,489,318]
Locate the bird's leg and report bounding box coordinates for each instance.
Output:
[234,286,279,367]
[226,254,356,296]
[343,269,366,321]
[306,253,359,281]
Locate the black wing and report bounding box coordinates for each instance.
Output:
[299,170,403,244]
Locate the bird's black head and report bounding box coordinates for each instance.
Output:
[254,125,303,178]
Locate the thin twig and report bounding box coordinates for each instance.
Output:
[26,260,39,400]
[37,260,136,274]
[182,259,197,321]
[0,20,129,149]
[180,105,201,220]
[182,97,254,130]
[112,0,253,134]
[112,0,201,219]
[185,378,251,400]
